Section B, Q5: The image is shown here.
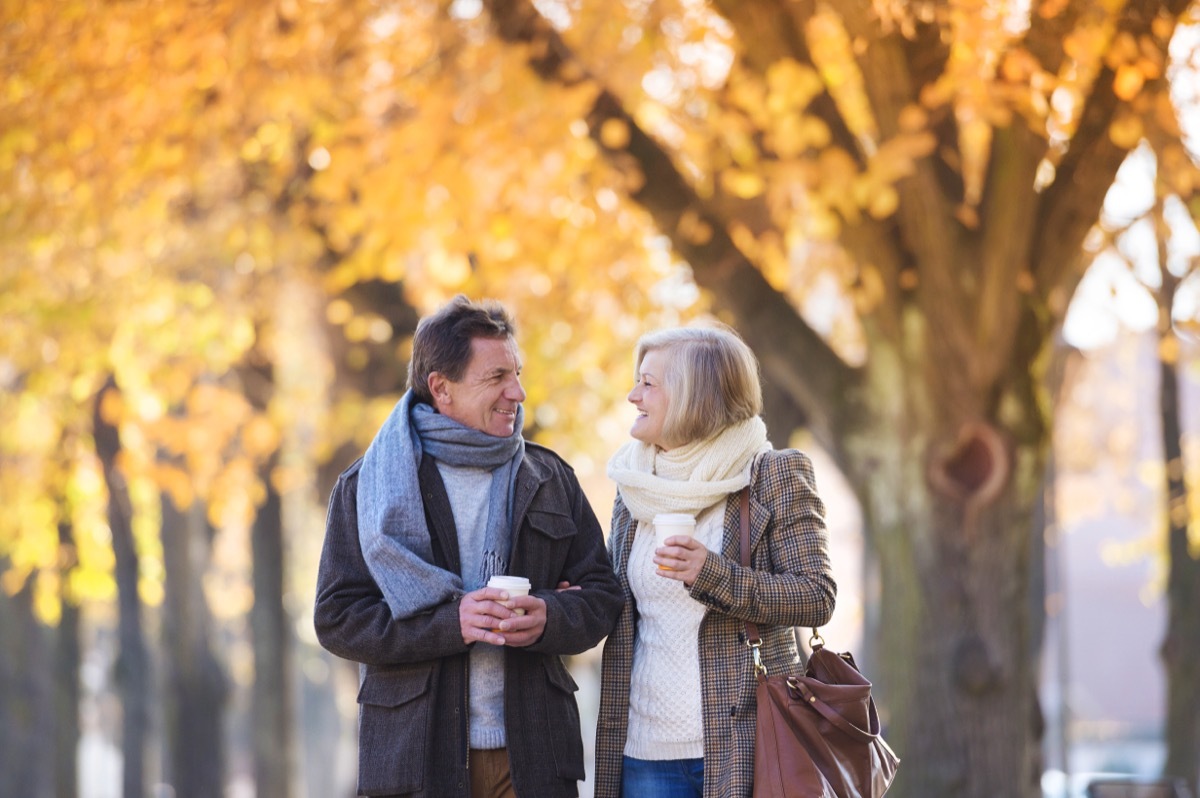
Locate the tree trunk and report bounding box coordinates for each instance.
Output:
[0,568,21,798]
[0,574,55,798]
[1157,284,1199,794]
[251,447,293,798]
[55,520,82,798]
[845,342,1046,798]
[161,493,228,798]
[94,377,150,798]
[243,350,294,798]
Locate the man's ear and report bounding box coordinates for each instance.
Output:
[427,372,451,407]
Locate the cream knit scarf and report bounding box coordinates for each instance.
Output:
[607,416,771,522]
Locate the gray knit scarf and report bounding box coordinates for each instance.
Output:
[356,390,526,619]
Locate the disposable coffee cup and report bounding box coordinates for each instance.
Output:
[486,575,531,616]
[653,513,696,570]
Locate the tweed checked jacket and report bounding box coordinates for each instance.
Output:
[314,442,623,798]
[594,448,837,798]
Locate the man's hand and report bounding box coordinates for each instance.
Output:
[459,587,516,646]
[492,593,548,647]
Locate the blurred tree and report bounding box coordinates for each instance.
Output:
[93,378,150,798]
[161,488,228,798]
[1153,231,1198,795]
[479,0,1200,794]
[1145,109,1200,795]
[1080,101,1199,785]
[4,1,1200,797]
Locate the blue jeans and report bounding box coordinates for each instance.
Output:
[621,755,704,798]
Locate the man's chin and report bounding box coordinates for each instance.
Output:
[487,421,517,437]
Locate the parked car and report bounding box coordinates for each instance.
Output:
[1042,769,1192,798]
[1085,777,1191,798]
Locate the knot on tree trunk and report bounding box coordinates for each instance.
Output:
[928,421,1009,508]
[953,632,1001,695]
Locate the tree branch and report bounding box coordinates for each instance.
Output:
[484,0,860,451]
[1033,0,1191,308]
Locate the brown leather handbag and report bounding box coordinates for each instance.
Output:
[738,487,900,798]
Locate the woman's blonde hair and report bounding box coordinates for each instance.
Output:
[635,323,763,447]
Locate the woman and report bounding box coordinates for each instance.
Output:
[594,324,837,798]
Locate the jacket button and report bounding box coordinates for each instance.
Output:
[730,706,737,716]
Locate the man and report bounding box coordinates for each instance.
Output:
[315,294,623,798]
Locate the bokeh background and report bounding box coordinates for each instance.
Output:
[2,1,1200,797]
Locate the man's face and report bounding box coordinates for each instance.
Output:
[429,336,526,437]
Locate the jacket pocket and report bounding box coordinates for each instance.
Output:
[526,509,577,541]
[356,664,434,796]
[542,657,585,781]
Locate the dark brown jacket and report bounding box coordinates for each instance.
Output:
[315,442,623,797]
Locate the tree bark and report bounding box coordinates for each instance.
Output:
[1155,263,1199,794]
[0,574,55,798]
[55,520,82,798]
[94,377,150,798]
[243,353,294,798]
[161,493,228,798]
[251,447,293,798]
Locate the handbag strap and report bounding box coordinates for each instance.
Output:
[738,485,819,678]
[739,487,768,675]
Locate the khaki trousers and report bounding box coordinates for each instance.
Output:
[469,748,517,798]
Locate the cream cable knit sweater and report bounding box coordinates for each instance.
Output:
[624,502,726,761]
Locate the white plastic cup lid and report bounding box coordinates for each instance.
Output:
[487,575,531,589]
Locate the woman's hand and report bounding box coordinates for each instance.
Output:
[655,536,707,586]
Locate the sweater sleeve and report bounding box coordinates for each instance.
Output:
[313,463,471,666]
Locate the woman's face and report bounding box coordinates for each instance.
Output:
[627,348,671,449]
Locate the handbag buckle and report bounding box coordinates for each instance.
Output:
[747,639,767,676]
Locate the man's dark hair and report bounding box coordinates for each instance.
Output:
[407,294,517,405]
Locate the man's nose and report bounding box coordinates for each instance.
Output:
[507,378,526,402]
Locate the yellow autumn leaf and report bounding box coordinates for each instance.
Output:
[1176,318,1200,340]
[807,207,841,240]
[765,59,823,116]
[241,415,280,460]
[867,185,899,219]
[600,118,630,149]
[768,115,810,159]
[801,117,831,149]
[1107,113,1143,148]
[720,169,765,199]
[1113,64,1145,101]
[898,104,928,133]
[1158,332,1180,365]
[676,210,713,245]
